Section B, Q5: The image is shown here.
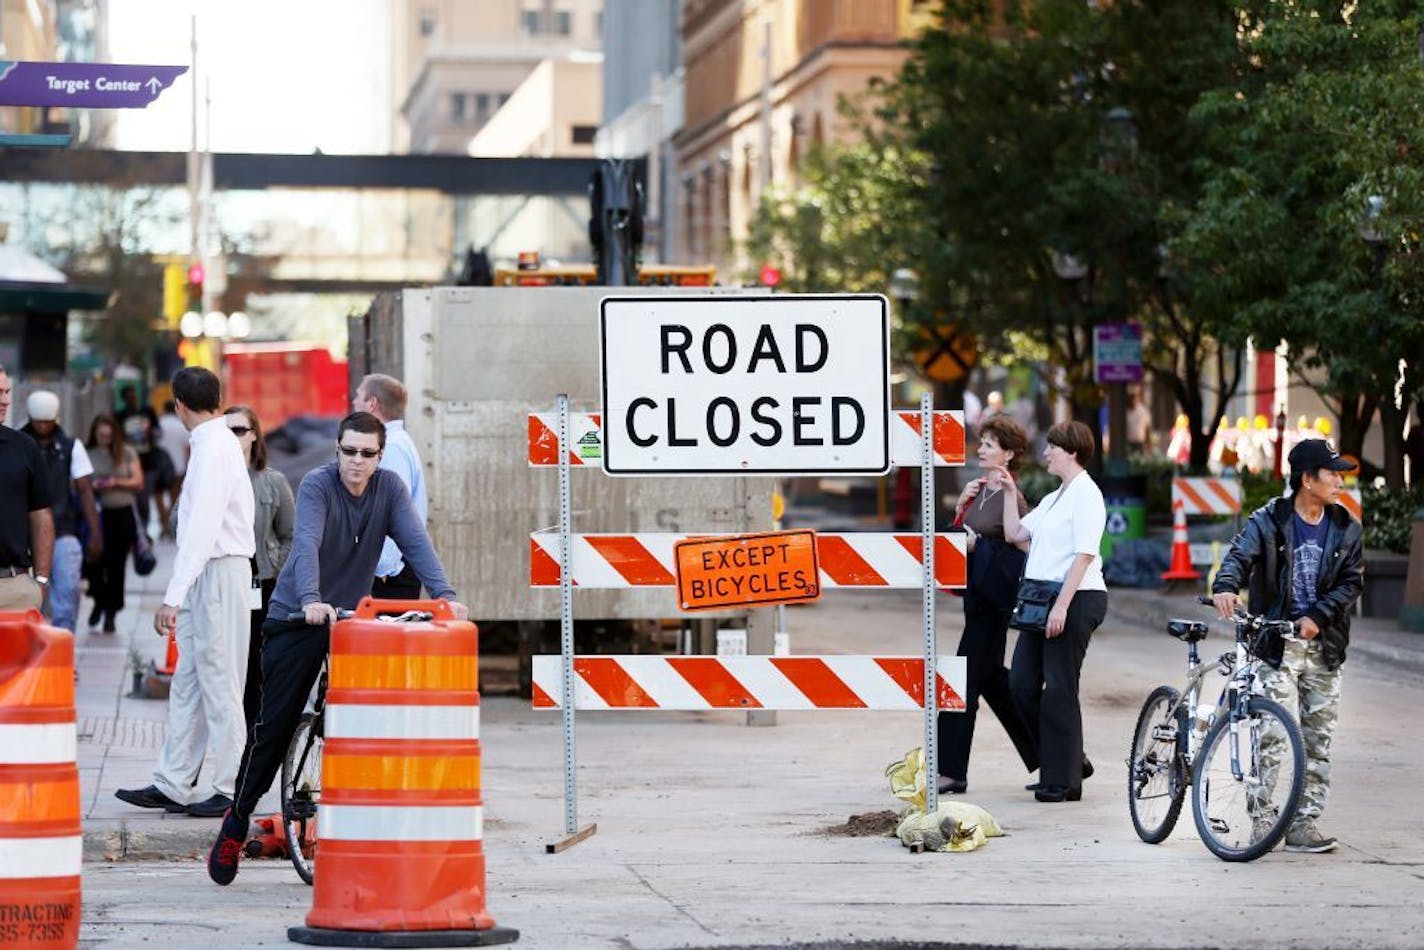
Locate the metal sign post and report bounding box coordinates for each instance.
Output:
[548,393,597,852]
[920,391,938,816]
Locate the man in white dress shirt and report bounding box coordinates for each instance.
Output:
[116,367,256,818]
[352,373,428,600]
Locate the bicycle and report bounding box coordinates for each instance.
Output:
[1126,595,1306,862]
[278,607,434,885]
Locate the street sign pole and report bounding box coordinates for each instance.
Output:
[920,391,938,816]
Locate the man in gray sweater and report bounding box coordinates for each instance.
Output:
[208,411,468,884]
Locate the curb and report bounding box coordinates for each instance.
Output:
[83,819,221,863]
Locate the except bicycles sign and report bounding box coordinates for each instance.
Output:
[673,529,820,611]
[0,61,187,108]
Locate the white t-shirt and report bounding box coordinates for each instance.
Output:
[1020,471,1107,590]
[159,413,189,475]
[70,439,94,480]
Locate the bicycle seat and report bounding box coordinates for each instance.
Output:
[1167,619,1209,643]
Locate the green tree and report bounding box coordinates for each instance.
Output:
[1180,1,1424,487]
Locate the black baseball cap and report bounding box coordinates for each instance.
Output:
[1288,439,1355,473]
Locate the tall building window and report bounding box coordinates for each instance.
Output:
[450,93,466,122]
[419,7,437,37]
[497,93,510,109]
[475,93,491,122]
[554,10,572,35]
[571,125,597,145]
[521,9,540,34]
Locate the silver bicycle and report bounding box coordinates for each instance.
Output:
[1127,596,1306,862]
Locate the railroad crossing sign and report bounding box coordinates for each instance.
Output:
[600,294,891,475]
[0,61,187,108]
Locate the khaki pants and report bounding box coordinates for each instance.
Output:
[0,573,42,613]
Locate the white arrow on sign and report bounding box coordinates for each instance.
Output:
[145,77,161,95]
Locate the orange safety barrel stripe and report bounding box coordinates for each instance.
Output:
[0,705,77,726]
[0,666,74,710]
[767,657,867,708]
[322,750,480,792]
[325,688,479,708]
[330,655,477,692]
[321,787,483,807]
[0,766,80,831]
[330,626,478,657]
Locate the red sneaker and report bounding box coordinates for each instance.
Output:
[208,809,248,885]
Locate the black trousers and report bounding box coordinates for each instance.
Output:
[371,562,421,600]
[232,618,329,822]
[91,506,136,622]
[1009,590,1108,789]
[242,578,277,733]
[937,592,1039,781]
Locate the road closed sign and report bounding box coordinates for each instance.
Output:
[674,530,820,611]
[600,294,890,475]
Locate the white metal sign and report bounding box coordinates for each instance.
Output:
[599,294,891,475]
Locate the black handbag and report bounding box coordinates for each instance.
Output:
[131,504,157,577]
[1009,578,1063,634]
[968,537,1027,609]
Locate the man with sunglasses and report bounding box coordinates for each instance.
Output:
[208,410,467,884]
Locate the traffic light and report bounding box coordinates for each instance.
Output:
[187,262,205,310]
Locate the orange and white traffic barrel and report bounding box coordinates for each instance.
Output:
[289,598,517,947]
[0,610,81,949]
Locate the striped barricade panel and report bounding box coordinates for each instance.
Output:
[531,655,967,711]
[529,410,966,467]
[0,610,81,949]
[529,532,967,589]
[1339,488,1362,522]
[306,601,497,935]
[1171,477,1242,516]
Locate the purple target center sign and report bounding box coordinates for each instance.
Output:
[0,61,186,109]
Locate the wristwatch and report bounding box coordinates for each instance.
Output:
[33,574,49,585]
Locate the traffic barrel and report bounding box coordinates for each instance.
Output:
[0,610,81,949]
[156,630,177,676]
[1161,498,1202,583]
[289,598,517,947]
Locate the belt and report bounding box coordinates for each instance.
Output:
[0,565,29,579]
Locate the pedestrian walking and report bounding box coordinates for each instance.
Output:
[207,410,466,885]
[224,405,295,731]
[157,399,189,539]
[20,390,102,633]
[0,364,53,613]
[992,420,1108,803]
[352,373,428,600]
[116,384,163,533]
[936,416,1038,795]
[1211,439,1363,853]
[84,413,144,633]
[115,367,255,819]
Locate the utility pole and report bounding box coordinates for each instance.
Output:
[758,20,774,200]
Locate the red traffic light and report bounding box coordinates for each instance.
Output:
[187,263,205,286]
[759,264,781,287]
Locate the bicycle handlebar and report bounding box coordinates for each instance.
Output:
[284,608,436,625]
[285,608,356,624]
[1195,595,1298,638]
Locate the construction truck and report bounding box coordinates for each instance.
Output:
[349,162,775,694]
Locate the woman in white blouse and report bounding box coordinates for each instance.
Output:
[989,420,1108,803]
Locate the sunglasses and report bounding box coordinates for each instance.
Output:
[229,426,253,437]
[337,444,380,459]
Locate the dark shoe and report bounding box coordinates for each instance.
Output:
[187,794,233,818]
[936,775,967,794]
[1034,785,1083,803]
[1026,756,1094,792]
[208,810,248,885]
[115,785,184,811]
[102,614,116,634]
[88,604,102,628]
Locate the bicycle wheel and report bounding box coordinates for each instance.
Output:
[1127,685,1187,844]
[281,712,322,885]
[1191,696,1304,862]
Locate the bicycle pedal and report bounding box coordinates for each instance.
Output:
[1208,817,1230,834]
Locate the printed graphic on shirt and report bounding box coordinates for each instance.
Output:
[1289,513,1327,619]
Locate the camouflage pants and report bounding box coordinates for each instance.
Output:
[1259,638,1341,825]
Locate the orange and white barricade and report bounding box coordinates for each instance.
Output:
[0,610,81,950]
[1171,477,1242,517]
[1339,488,1362,522]
[289,599,517,948]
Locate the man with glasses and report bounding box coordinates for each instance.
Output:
[207,410,468,885]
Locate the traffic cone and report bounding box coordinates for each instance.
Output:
[1162,498,1201,583]
[156,631,178,676]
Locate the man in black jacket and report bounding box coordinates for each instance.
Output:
[1212,438,1363,854]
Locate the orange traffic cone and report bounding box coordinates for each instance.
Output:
[156,631,178,676]
[1162,498,1202,583]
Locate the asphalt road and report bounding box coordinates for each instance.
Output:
[73,588,1424,949]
